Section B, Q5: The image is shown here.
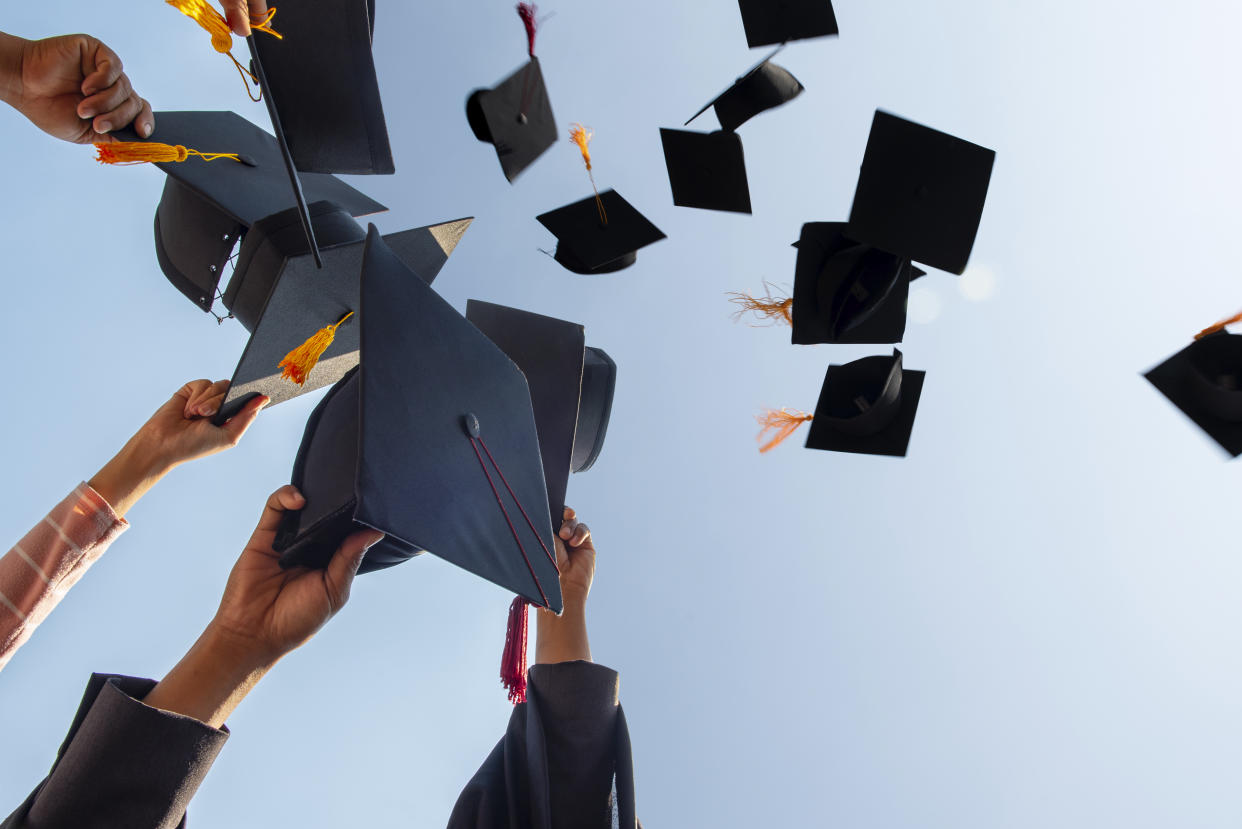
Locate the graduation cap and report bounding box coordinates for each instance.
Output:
[659,128,752,214]
[685,48,804,132]
[537,189,666,274]
[274,226,562,619]
[466,4,557,182]
[247,0,394,175]
[758,350,925,457]
[111,111,386,312]
[208,205,472,424]
[465,301,616,528]
[738,0,839,48]
[1145,327,1242,457]
[791,222,924,344]
[847,110,996,275]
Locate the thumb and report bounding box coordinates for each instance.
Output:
[221,395,270,445]
[324,529,385,610]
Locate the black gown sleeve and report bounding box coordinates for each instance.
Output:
[447,661,638,829]
[1,673,230,829]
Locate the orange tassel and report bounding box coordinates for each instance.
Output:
[728,286,793,326]
[94,142,240,165]
[756,408,813,453]
[1195,310,1242,341]
[569,123,608,225]
[278,311,354,387]
[166,0,281,101]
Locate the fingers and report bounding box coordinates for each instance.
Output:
[255,485,306,535]
[182,379,230,418]
[558,509,591,548]
[220,395,270,445]
[562,505,577,522]
[79,41,122,97]
[222,0,270,36]
[77,42,153,139]
[323,529,385,609]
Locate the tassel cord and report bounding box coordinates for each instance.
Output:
[166,0,281,100]
[1196,310,1242,341]
[756,408,813,453]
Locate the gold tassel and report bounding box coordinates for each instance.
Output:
[756,408,813,453]
[728,285,793,326]
[1195,310,1242,341]
[95,142,240,165]
[278,311,354,387]
[569,123,608,225]
[166,0,282,101]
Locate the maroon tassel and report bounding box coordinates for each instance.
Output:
[517,3,538,57]
[500,596,530,704]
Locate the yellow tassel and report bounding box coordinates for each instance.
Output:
[94,142,240,165]
[728,285,793,326]
[1195,310,1242,341]
[166,0,282,101]
[756,408,813,453]
[278,311,354,387]
[569,123,608,225]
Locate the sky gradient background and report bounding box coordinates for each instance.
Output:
[2,1,1242,826]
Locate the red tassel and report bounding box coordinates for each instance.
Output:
[517,3,538,57]
[500,596,530,704]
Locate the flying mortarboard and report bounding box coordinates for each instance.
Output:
[738,0,839,48]
[537,189,666,274]
[465,301,616,527]
[791,222,924,344]
[466,4,558,182]
[659,128,753,214]
[685,48,804,133]
[847,110,996,275]
[1145,322,1242,457]
[758,350,925,456]
[112,111,386,312]
[210,205,472,424]
[248,0,394,175]
[274,226,562,616]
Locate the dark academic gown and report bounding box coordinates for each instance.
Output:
[449,661,639,829]
[1,673,228,829]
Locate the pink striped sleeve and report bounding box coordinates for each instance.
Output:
[0,483,129,672]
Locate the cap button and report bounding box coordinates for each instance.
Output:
[463,413,482,438]
[516,113,529,126]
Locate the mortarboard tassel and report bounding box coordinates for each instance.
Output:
[756,408,814,453]
[569,124,608,226]
[517,2,539,57]
[728,285,793,326]
[1195,310,1242,341]
[94,142,241,165]
[166,0,282,102]
[500,596,530,704]
[278,311,354,387]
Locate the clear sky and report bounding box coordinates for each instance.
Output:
[2,1,1242,826]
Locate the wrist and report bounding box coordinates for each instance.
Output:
[0,33,27,109]
[87,435,175,519]
[143,624,274,729]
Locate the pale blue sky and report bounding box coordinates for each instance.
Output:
[2,1,1242,826]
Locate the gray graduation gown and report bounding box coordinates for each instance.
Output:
[1,673,228,829]
[448,661,639,829]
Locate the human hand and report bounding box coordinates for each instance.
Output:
[555,506,595,610]
[221,0,271,36]
[8,34,153,144]
[207,486,384,668]
[131,380,268,473]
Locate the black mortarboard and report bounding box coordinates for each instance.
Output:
[847,111,996,275]
[248,0,393,175]
[1145,332,1242,457]
[467,58,557,182]
[806,349,926,456]
[659,128,752,214]
[791,222,921,345]
[465,301,616,527]
[274,227,562,612]
[536,189,667,274]
[210,205,471,423]
[120,111,386,312]
[738,0,838,48]
[686,49,804,133]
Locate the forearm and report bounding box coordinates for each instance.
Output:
[0,32,26,109]
[143,625,274,730]
[87,433,175,520]
[535,601,591,665]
